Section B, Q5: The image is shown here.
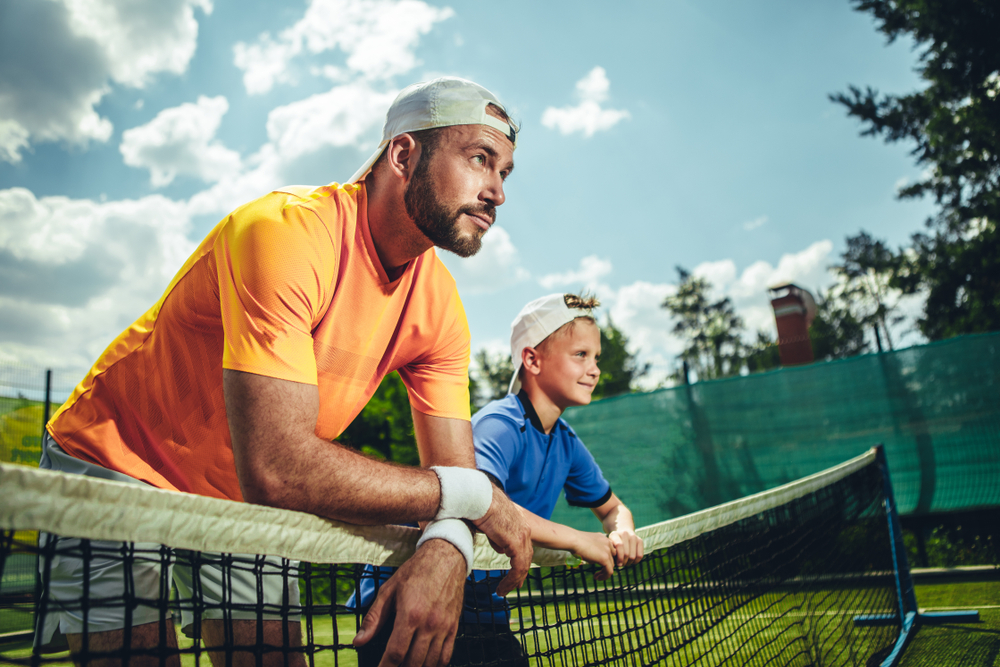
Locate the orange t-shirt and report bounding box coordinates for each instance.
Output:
[48,183,471,500]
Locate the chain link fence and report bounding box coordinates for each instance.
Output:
[1,363,79,638]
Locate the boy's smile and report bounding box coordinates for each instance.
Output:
[535,319,602,411]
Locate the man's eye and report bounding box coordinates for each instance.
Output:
[473,155,485,165]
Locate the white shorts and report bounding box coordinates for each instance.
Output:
[36,435,301,651]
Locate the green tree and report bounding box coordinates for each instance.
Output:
[809,289,870,361]
[337,372,418,465]
[662,267,747,380]
[832,0,1000,339]
[592,317,650,399]
[472,348,514,410]
[744,330,781,374]
[832,231,904,349]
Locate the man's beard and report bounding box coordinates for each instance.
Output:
[404,156,495,258]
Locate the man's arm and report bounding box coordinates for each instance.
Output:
[225,370,530,667]
[591,493,644,567]
[224,369,531,575]
[224,369,441,524]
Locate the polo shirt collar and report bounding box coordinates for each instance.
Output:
[515,389,548,434]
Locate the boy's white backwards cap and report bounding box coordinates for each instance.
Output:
[348,77,518,184]
[508,294,592,395]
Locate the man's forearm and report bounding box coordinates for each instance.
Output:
[237,430,444,525]
[225,368,444,525]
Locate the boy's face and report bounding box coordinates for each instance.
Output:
[535,319,601,409]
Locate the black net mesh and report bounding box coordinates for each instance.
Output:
[0,455,908,667]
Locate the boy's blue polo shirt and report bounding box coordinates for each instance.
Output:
[350,390,612,624]
[473,391,612,515]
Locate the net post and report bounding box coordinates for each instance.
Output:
[42,370,52,431]
[875,444,918,617]
[873,443,919,667]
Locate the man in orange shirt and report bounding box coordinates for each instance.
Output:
[40,77,531,667]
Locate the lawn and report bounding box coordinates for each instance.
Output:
[7,581,994,666]
[897,581,1000,667]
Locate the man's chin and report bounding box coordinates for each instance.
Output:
[439,231,484,258]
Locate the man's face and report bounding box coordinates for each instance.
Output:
[404,123,514,258]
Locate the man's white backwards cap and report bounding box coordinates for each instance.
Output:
[348,77,518,184]
[508,294,595,395]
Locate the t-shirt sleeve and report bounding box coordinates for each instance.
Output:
[563,435,612,508]
[473,416,522,491]
[396,259,471,421]
[216,199,336,385]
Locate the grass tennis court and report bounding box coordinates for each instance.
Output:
[3,581,996,666]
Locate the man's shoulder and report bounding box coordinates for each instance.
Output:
[228,183,362,227]
[275,182,363,216]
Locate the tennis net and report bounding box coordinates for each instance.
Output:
[1,447,911,666]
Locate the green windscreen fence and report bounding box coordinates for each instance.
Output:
[552,332,1000,531]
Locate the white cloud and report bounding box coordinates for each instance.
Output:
[186,81,398,217]
[265,83,398,160]
[692,260,737,295]
[573,241,840,389]
[63,0,213,87]
[538,255,613,291]
[0,119,31,165]
[0,187,196,372]
[541,67,630,137]
[0,0,210,163]
[603,280,680,388]
[743,215,768,231]
[439,227,530,295]
[120,96,242,187]
[692,240,835,333]
[233,0,454,95]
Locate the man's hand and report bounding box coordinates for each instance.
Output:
[608,529,644,567]
[353,540,466,667]
[571,531,616,581]
[470,485,532,596]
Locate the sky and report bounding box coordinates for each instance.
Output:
[0,0,936,390]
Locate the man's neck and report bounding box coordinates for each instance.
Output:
[520,385,563,434]
[364,178,433,277]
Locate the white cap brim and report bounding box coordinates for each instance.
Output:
[348,141,389,184]
[507,294,592,395]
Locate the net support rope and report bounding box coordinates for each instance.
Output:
[0,448,876,570]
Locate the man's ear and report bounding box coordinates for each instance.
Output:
[521,346,542,377]
[384,133,420,182]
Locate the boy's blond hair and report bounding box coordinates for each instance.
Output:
[534,293,600,353]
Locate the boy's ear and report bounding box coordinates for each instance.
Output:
[521,346,543,377]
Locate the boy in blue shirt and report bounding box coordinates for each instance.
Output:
[357,293,643,666]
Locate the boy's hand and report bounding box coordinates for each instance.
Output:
[608,529,644,567]
[572,531,616,580]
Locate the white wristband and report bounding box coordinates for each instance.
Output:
[416,519,474,575]
[430,466,492,521]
